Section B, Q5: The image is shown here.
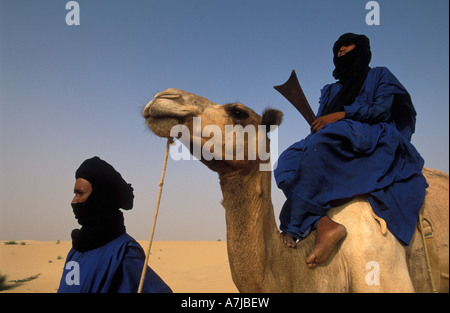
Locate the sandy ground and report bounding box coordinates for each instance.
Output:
[0,240,238,293]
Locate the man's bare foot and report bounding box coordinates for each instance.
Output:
[281,232,297,248]
[306,216,346,269]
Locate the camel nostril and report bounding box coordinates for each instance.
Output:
[142,106,151,118]
[158,93,181,100]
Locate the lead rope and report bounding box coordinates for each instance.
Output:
[138,139,171,293]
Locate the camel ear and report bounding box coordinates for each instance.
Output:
[261,108,283,131]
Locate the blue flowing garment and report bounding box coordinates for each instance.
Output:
[57,233,172,293]
[274,67,427,245]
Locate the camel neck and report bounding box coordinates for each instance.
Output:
[219,167,279,291]
[219,168,277,237]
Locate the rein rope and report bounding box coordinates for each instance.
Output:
[138,139,171,293]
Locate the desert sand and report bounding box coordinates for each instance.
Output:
[0,240,238,293]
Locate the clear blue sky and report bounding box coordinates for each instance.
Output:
[1,0,448,241]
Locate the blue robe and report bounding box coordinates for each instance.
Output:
[57,233,172,293]
[274,67,427,245]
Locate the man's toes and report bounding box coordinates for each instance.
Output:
[307,262,317,269]
[282,233,297,248]
[306,253,316,266]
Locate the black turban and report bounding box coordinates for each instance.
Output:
[75,156,134,211]
[71,156,134,252]
[321,33,372,116]
[332,33,372,82]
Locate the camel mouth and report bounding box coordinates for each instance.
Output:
[143,89,210,138]
[143,106,183,138]
[143,94,187,138]
[145,111,183,121]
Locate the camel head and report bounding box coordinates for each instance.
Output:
[142,88,283,174]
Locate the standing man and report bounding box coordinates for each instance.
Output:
[58,156,172,293]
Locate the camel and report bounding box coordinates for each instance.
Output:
[142,88,449,292]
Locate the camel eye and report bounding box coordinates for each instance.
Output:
[230,108,249,120]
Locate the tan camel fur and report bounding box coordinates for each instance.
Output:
[143,88,449,293]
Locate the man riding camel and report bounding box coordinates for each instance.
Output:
[275,33,427,268]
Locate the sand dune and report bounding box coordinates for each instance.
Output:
[0,240,238,293]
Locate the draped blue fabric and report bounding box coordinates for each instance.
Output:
[274,67,427,245]
[58,233,172,293]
